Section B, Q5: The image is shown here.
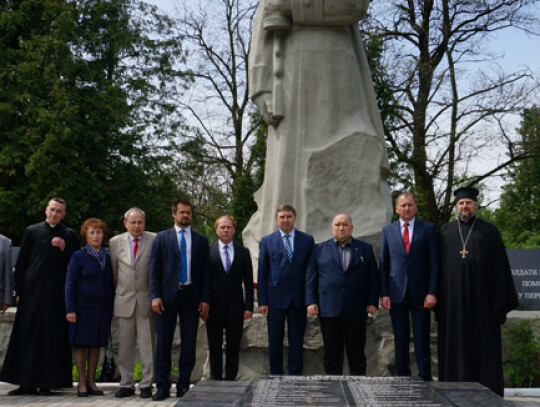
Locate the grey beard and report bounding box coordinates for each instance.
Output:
[457,210,475,222]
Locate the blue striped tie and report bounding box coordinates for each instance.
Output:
[284,234,293,263]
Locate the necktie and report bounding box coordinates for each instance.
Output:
[179,229,187,283]
[133,238,138,266]
[224,245,232,272]
[403,222,410,254]
[284,234,293,263]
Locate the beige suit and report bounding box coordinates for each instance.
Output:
[110,231,156,389]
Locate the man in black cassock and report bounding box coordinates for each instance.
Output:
[437,187,519,397]
[1,198,79,396]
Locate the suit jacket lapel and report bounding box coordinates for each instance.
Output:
[228,242,239,273]
[410,220,421,252]
[119,234,132,265]
[135,233,149,264]
[347,241,362,270]
[274,231,286,264]
[327,239,341,269]
[211,243,225,274]
[169,228,181,263]
[291,233,300,264]
[392,221,407,255]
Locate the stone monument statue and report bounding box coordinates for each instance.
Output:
[243,0,392,267]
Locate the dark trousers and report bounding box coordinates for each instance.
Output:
[390,292,432,380]
[267,305,306,375]
[206,310,244,380]
[319,312,367,375]
[155,288,199,389]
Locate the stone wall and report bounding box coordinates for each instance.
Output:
[1,308,440,383]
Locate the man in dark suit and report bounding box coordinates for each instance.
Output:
[150,198,211,401]
[206,215,253,380]
[258,204,314,375]
[306,213,379,375]
[379,192,438,380]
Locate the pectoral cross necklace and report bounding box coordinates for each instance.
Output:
[457,217,477,258]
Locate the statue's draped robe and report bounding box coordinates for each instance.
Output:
[244,0,391,257]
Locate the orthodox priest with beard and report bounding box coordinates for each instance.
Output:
[437,187,518,396]
[1,198,79,395]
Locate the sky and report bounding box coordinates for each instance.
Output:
[146,0,540,73]
[145,0,540,207]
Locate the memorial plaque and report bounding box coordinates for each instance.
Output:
[507,249,540,310]
[347,377,448,406]
[247,376,451,406]
[251,376,352,406]
[177,380,251,407]
[180,376,512,406]
[431,382,511,407]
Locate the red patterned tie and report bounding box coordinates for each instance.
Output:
[403,222,410,254]
[133,238,138,264]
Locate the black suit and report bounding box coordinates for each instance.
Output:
[206,242,253,380]
[150,227,210,391]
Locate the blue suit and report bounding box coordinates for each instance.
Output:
[150,227,210,390]
[379,219,438,379]
[306,238,379,375]
[257,229,314,374]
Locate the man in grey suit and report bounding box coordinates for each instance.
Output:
[0,233,13,313]
[110,208,156,399]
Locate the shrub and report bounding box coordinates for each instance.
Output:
[503,318,540,387]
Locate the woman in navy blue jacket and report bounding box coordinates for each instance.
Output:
[66,218,114,397]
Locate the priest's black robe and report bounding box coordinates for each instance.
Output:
[0,221,79,389]
[437,217,519,396]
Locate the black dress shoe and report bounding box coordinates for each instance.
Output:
[176,385,189,397]
[88,388,104,396]
[8,387,38,396]
[38,388,51,396]
[115,387,135,398]
[86,381,104,395]
[77,385,89,398]
[152,388,170,401]
[140,387,153,398]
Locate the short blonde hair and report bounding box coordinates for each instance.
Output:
[215,215,237,229]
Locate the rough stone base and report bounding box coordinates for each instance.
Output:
[0,308,438,383]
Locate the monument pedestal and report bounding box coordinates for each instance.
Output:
[176,376,511,406]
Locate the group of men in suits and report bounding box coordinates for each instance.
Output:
[257,197,437,379]
[1,190,515,399]
[257,206,381,377]
[110,199,254,402]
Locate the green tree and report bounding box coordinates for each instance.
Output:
[172,0,266,240]
[0,0,187,243]
[365,0,539,228]
[496,107,540,248]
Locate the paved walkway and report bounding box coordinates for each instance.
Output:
[0,383,181,406]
